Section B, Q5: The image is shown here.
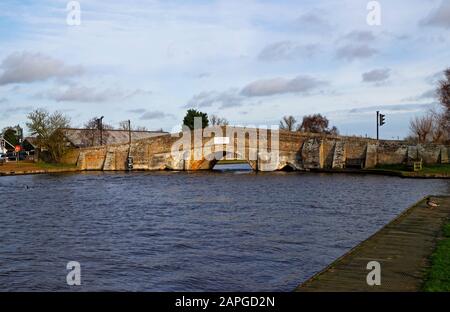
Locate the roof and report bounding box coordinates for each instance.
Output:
[61,128,168,147]
[23,136,38,147]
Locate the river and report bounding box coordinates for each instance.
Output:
[0,165,448,291]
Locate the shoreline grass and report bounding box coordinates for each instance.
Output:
[35,162,77,170]
[423,222,450,292]
[372,164,450,177]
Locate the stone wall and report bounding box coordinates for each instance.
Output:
[61,129,450,172]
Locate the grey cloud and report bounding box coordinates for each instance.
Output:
[347,103,433,114]
[128,108,147,114]
[421,1,450,29]
[327,104,433,123]
[1,105,33,118]
[196,72,211,79]
[416,89,437,100]
[240,75,328,97]
[36,85,146,103]
[403,89,437,101]
[296,10,331,32]
[425,70,445,85]
[186,89,245,109]
[362,68,391,83]
[125,89,152,98]
[0,52,83,85]
[336,44,378,61]
[140,111,175,120]
[258,41,319,62]
[0,98,8,103]
[342,31,376,42]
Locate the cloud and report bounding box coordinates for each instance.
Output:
[362,68,391,83]
[421,1,450,29]
[425,70,445,85]
[403,89,437,101]
[342,31,376,42]
[140,111,175,120]
[128,108,147,114]
[295,10,331,32]
[329,103,434,117]
[240,75,328,97]
[35,85,146,103]
[0,98,8,103]
[1,105,34,118]
[196,72,211,79]
[186,89,246,109]
[336,44,378,61]
[258,41,319,62]
[0,52,83,85]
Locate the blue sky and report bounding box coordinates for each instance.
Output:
[0,0,449,139]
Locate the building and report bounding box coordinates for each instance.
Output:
[61,128,168,148]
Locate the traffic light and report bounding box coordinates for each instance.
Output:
[379,114,386,126]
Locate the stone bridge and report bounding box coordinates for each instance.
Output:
[61,127,449,172]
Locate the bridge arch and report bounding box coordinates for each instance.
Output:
[199,150,257,171]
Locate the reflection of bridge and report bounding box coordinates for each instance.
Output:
[61,127,449,172]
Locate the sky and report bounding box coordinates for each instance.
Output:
[0,0,449,139]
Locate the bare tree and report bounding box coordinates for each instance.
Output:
[81,117,114,146]
[409,68,450,144]
[438,68,450,140]
[118,120,148,131]
[118,120,130,131]
[279,115,297,131]
[409,114,433,143]
[209,114,229,126]
[438,68,450,113]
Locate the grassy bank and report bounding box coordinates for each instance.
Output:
[0,161,77,175]
[423,222,450,292]
[35,162,77,170]
[371,164,450,178]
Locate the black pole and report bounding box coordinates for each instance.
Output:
[128,120,131,144]
[100,118,103,145]
[376,111,379,140]
[98,116,104,146]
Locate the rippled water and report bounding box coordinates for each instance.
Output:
[0,166,448,291]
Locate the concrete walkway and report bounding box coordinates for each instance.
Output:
[296,195,450,292]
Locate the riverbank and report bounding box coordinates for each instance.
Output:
[296,195,450,292]
[312,164,449,179]
[1,160,448,178]
[369,164,450,179]
[0,161,79,176]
